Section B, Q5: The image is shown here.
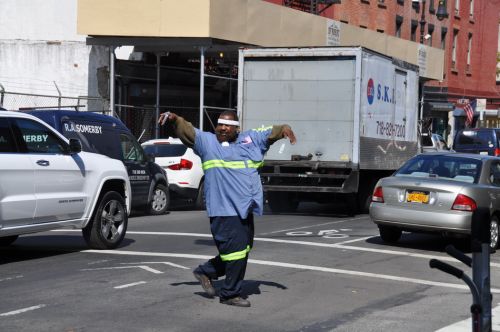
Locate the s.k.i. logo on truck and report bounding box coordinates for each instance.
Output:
[367,78,395,105]
[367,78,375,105]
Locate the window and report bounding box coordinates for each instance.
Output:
[411,20,418,42]
[455,0,460,16]
[14,118,66,154]
[395,15,403,38]
[469,0,474,19]
[466,33,472,71]
[120,134,145,162]
[429,0,435,13]
[490,162,500,186]
[427,24,435,46]
[452,29,459,68]
[0,118,17,153]
[441,27,447,49]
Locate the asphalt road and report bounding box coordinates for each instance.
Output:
[1,203,500,332]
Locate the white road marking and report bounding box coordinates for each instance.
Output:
[81,265,163,274]
[0,275,23,282]
[114,281,147,289]
[335,236,372,245]
[83,249,500,293]
[259,217,364,235]
[120,262,189,269]
[436,302,500,331]
[0,304,46,317]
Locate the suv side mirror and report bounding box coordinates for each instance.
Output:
[69,138,82,154]
[147,153,155,163]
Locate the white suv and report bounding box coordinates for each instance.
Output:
[0,111,131,249]
[142,138,205,209]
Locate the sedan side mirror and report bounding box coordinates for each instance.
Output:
[69,138,82,154]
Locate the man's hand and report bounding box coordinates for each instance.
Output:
[283,126,296,145]
[158,112,177,125]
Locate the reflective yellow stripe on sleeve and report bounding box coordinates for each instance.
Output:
[220,245,252,261]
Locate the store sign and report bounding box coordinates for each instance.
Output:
[326,19,341,46]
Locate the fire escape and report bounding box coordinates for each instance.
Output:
[283,0,341,15]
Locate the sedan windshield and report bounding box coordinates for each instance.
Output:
[395,155,482,184]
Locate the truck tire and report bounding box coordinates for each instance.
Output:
[83,191,128,249]
[378,225,402,243]
[0,235,18,246]
[148,183,170,215]
[193,181,206,210]
[357,179,377,214]
[268,192,298,214]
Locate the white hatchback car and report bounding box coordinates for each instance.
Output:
[142,138,205,209]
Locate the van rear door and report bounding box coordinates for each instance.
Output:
[454,129,496,155]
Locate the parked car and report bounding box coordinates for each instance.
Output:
[141,138,205,209]
[421,133,449,152]
[24,109,169,215]
[369,152,500,250]
[453,128,500,156]
[0,111,131,248]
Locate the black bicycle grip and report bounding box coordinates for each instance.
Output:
[445,245,472,267]
[429,259,464,279]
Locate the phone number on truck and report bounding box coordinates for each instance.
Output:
[376,121,405,138]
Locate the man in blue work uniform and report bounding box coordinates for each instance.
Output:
[159,110,296,307]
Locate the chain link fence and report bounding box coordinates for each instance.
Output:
[0,88,109,114]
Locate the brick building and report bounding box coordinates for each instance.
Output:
[266,0,500,141]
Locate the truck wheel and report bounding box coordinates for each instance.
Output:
[83,191,128,249]
[193,181,206,210]
[490,215,499,252]
[268,192,298,214]
[357,180,377,214]
[0,235,18,246]
[378,225,402,243]
[149,184,169,215]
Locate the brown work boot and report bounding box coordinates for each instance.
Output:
[220,296,251,307]
[193,270,216,297]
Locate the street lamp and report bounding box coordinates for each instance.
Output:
[415,0,449,44]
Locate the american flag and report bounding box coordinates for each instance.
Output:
[464,99,477,128]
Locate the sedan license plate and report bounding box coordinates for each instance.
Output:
[407,191,429,204]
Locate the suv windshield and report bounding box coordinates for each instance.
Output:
[395,155,482,184]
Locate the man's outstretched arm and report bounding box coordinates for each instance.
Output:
[158,112,196,148]
[267,125,296,145]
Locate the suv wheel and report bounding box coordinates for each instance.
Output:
[83,191,128,249]
[0,235,18,246]
[149,184,169,215]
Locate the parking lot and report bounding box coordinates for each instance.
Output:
[2,204,500,331]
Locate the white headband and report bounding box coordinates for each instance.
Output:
[218,118,239,126]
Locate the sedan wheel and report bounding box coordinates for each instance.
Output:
[378,225,402,243]
[490,216,499,251]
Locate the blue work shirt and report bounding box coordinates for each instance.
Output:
[193,126,273,218]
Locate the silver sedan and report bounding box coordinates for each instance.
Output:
[369,152,500,250]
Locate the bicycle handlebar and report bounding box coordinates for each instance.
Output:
[445,245,472,267]
[429,259,464,279]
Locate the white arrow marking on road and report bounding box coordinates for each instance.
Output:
[121,262,189,270]
[114,281,147,289]
[83,249,500,293]
[0,304,46,317]
[81,265,163,274]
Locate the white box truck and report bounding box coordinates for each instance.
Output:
[237,47,419,214]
